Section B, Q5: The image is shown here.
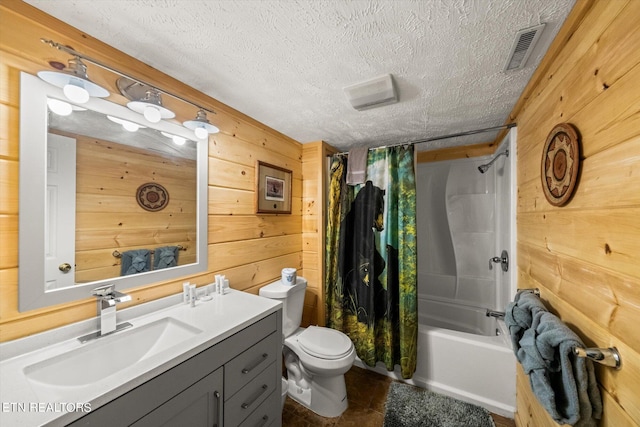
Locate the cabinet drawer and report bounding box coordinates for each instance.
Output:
[225,331,279,398]
[238,389,279,427]
[225,362,277,426]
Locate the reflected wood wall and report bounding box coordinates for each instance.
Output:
[508,0,640,426]
[0,1,303,342]
[72,135,197,283]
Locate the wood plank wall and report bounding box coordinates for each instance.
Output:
[0,1,303,342]
[507,1,640,426]
[416,140,498,163]
[301,141,338,327]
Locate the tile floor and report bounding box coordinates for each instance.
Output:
[282,366,516,427]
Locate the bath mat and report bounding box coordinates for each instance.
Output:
[383,382,495,427]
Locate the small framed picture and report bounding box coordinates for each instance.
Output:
[256,161,292,214]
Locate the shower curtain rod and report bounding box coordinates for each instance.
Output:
[330,123,516,156]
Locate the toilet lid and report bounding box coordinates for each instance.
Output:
[297,326,353,360]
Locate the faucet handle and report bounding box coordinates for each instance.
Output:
[92,285,131,303]
[112,290,132,303]
[92,285,114,298]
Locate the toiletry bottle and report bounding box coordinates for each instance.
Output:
[183,282,190,304]
[190,284,197,307]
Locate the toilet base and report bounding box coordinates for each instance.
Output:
[287,373,348,418]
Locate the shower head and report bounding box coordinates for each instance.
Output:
[478,149,509,174]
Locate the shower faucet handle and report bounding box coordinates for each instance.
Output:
[489,250,509,272]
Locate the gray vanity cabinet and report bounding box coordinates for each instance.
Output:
[68,311,282,427]
[131,367,223,427]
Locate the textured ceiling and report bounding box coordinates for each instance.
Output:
[26,0,575,151]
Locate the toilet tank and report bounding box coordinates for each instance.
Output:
[259,277,307,337]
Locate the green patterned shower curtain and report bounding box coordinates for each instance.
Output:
[325,145,417,379]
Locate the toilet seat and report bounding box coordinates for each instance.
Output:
[297,326,353,360]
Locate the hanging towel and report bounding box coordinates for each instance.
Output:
[120,249,151,276]
[345,146,368,185]
[516,310,602,427]
[153,246,179,270]
[505,290,549,353]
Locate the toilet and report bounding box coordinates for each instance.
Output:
[259,277,355,418]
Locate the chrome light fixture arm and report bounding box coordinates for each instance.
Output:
[40,38,216,117]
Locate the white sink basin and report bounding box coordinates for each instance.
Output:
[24,317,202,389]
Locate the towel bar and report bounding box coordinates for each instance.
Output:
[574,347,621,370]
[112,245,185,258]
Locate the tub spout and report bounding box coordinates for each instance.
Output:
[486,309,505,319]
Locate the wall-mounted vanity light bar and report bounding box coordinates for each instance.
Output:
[38,38,219,138]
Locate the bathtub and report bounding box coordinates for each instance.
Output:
[354,300,516,418]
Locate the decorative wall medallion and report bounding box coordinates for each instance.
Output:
[541,123,580,207]
[136,183,169,211]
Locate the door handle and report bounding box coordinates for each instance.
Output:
[59,263,72,273]
[213,390,222,427]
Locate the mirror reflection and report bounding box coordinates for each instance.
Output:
[46,107,198,290]
[19,72,208,311]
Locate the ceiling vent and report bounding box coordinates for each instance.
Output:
[344,74,398,111]
[504,23,546,72]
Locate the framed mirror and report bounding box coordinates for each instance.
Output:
[19,72,208,311]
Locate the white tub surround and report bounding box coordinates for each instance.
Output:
[415,324,515,417]
[0,290,281,426]
[354,322,515,418]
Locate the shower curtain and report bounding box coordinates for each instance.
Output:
[325,145,417,379]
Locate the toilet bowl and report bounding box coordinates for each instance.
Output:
[284,327,355,417]
[259,277,355,418]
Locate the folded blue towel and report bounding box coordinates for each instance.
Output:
[516,310,602,426]
[153,246,179,270]
[120,249,151,276]
[505,291,549,353]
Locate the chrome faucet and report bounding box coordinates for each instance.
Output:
[78,285,132,343]
[93,285,131,335]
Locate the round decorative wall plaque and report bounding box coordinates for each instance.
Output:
[136,183,169,212]
[541,123,580,207]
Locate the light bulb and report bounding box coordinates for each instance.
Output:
[144,106,162,123]
[62,78,90,103]
[47,98,73,116]
[194,126,209,139]
[172,135,186,145]
[107,115,144,132]
[122,121,140,132]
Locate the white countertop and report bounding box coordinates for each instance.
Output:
[0,289,281,426]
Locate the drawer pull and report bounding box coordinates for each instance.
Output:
[242,353,269,374]
[257,415,269,427]
[241,384,268,409]
[213,391,222,427]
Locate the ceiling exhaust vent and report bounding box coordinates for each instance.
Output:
[504,23,546,72]
[344,74,398,111]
